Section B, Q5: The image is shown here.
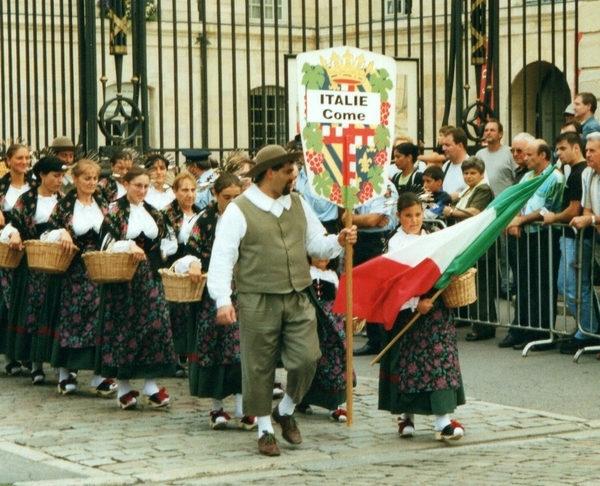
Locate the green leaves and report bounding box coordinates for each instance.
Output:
[303,123,324,151]
[342,185,360,208]
[312,170,334,197]
[301,63,326,89]
[367,163,385,190]
[374,125,390,150]
[369,68,393,101]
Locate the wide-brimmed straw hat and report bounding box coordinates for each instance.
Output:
[246,145,302,178]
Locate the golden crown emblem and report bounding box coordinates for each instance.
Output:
[320,50,375,87]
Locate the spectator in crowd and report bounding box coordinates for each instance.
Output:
[573,92,600,144]
[443,157,497,341]
[499,139,565,351]
[421,165,451,219]
[390,143,424,194]
[545,133,600,354]
[476,119,515,299]
[441,127,470,200]
[569,131,600,349]
[418,125,454,168]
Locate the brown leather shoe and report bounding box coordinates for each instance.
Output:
[272,406,302,444]
[258,431,280,456]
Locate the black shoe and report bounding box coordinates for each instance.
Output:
[353,344,380,356]
[498,334,523,349]
[512,341,529,351]
[559,338,598,355]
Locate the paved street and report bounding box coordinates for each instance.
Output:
[1,327,600,485]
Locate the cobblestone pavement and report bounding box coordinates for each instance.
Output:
[1,366,599,486]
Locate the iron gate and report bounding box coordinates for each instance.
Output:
[0,1,583,162]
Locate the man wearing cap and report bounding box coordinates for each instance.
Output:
[50,136,80,193]
[182,149,216,210]
[207,144,357,456]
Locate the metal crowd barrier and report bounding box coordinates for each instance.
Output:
[457,222,600,358]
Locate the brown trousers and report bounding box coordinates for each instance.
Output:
[237,291,321,416]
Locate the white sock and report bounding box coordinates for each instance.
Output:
[117,379,131,398]
[278,393,295,416]
[32,362,42,372]
[435,414,451,431]
[58,368,70,382]
[90,375,103,387]
[257,415,274,438]
[142,379,159,396]
[400,413,415,422]
[212,398,224,412]
[235,394,243,418]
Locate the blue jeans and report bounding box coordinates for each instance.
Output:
[558,236,599,338]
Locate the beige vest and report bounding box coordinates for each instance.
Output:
[233,192,312,294]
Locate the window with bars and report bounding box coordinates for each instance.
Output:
[385,0,412,16]
[249,86,286,149]
[249,0,283,22]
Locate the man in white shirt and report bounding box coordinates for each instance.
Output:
[441,127,470,200]
[208,144,357,456]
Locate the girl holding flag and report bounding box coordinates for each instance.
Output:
[378,192,465,441]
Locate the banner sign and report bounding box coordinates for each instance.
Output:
[297,46,397,208]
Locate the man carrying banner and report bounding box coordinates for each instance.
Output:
[208,144,357,456]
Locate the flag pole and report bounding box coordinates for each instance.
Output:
[343,135,354,426]
[369,287,445,366]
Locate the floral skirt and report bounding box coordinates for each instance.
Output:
[378,299,465,416]
[51,258,101,370]
[188,288,241,399]
[301,300,355,410]
[96,260,176,380]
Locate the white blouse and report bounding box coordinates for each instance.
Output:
[73,199,104,235]
[3,184,30,212]
[35,195,59,225]
[145,185,175,211]
[310,266,339,288]
[178,212,201,245]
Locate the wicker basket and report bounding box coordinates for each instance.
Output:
[0,241,25,269]
[82,251,140,283]
[24,240,78,274]
[442,267,478,308]
[159,269,207,302]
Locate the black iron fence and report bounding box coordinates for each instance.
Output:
[0,1,581,162]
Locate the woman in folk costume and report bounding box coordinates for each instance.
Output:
[161,172,202,377]
[378,192,465,441]
[0,143,36,376]
[97,150,133,203]
[294,255,353,422]
[44,159,116,396]
[145,154,175,210]
[174,173,256,430]
[2,156,68,384]
[97,166,176,410]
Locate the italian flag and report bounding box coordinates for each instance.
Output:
[334,167,555,329]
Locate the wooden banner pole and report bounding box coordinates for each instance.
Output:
[344,209,354,426]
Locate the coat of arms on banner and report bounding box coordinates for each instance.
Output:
[297,46,396,208]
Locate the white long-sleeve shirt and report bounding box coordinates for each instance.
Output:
[207,184,343,308]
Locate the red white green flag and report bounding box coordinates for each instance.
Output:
[333,168,555,328]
